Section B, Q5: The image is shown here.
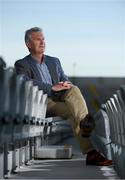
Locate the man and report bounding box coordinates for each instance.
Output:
[15,27,112,166]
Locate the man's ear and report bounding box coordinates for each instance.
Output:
[26,42,31,49]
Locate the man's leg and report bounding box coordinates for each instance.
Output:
[61,86,89,124]
[57,86,112,165]
[47,97,94,154]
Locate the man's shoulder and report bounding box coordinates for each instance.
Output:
[15,55,30,65]
[45,54,60,63]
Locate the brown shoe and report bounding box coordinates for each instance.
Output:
[80,114,95,137]
[86,150,113,166]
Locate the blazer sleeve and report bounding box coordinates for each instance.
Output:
[14,60,53,96]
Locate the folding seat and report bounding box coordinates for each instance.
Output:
[109,96,123,176]
[0,67,5,179]
[106,93,125,179]
[109,97,121,145]
[9,74,25,173]
[115,87,125,179]
[113,92,124,146]
[0,67,14,144]
[28,85,39,138]
[37,93,48,146]
[0,67,15,178]
[27,85,39,161]
[18,80,33,167]
[35,90,43,137]
[92,108,112,160]
[27,91,44,161]
[104,101,117,166]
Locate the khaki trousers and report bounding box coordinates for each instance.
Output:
[47,86,94,154]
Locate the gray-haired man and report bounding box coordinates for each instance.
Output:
[15,27,112,166]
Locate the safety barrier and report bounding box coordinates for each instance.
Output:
[93,85,125,179]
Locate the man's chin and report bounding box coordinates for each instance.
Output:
[38,50,45,54]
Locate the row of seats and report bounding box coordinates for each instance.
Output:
[0,66,72,179]
[0,67,52,179]
[93,85,125,179]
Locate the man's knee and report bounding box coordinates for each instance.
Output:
[70,85,80,92]
[64,86,81,97]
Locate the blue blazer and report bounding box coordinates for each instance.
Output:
[15,54,69,96]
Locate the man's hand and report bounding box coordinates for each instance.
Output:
[52,81,73,92]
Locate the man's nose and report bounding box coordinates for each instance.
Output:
[40,40,44,45]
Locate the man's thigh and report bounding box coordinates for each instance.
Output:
[47,98,70,119]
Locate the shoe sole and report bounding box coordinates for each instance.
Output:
[86,160,113,166]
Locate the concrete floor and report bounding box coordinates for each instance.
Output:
[10,155,119,179]
[10,136,119,180]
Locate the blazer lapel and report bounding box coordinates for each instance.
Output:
[44,56,59,84]
[27,55,42,81]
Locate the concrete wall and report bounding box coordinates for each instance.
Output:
[69,76,125,114]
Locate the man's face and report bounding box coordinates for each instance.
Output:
[26,31,45,54]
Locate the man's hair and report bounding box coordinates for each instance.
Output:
[24,27,43,44]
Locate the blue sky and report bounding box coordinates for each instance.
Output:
[0,0,125,76]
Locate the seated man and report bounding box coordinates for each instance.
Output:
[15,27,112,166]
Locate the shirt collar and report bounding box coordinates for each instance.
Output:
[29,54,45,65]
